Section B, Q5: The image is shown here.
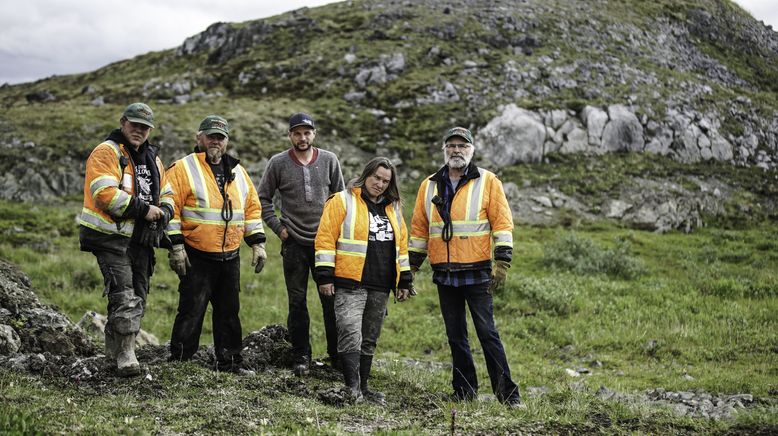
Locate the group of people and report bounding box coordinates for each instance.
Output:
[79,102,523,408]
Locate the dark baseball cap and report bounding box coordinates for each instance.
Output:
[289,112,315,130]
[122,102,154,128]
[199,115,230,138]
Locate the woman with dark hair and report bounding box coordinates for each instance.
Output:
[314,157,413,405]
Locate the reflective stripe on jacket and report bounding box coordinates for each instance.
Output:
[165,151,264,254]
[409,166,513,271]
[78,139,170,236]
[314,187,410,286]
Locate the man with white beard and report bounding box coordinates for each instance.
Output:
[164,115,266,372]
[409,126,524,408]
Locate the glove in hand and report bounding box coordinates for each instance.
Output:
[489,260,510,293]
[138,221,161,248]
[251,243,267,274]
[168,244,190,276]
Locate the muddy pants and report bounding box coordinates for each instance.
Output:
[94,244,152,339]
[282,238,338,362]
[334,287,389,355]
[169,254,242,368]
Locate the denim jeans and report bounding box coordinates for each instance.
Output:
[334,287,389,355]
[282,238,338,361]
[169,254,243,367]
[437,282,520,403]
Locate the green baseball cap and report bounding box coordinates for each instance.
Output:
[443,126,473,144]
[199,115,230,138]
[122,102,154,128]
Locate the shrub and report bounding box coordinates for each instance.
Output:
[509,275,581,316]
[542,233,644,279]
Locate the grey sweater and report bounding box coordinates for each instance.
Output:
[258,148,345,245]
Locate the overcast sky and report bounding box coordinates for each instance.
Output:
[1,0,775,85]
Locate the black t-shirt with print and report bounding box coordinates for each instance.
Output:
[360,192,396,292]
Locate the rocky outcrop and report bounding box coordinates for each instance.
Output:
[478,103,750,169]
[0,259,97,357]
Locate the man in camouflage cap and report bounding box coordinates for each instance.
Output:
[165,115,267,372]
[79,102,173,377]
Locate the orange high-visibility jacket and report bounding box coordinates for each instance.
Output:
[409,166,513,271]
[164,151,264,255]
[314,187,410,287]
[79,139,171,237]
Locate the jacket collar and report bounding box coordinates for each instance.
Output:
[429,161,480,183]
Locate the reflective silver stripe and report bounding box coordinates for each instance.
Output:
[106,189,131,215]
[182,207,245,224]
[182,154,209,209]
[336,239,367,256]
[454,220,490,234]
[493,230,513,248]
[78,207,133,236]
[466,169,487,222]
[409,237,428,253]
[340,191,357,240]
[233,167,249,206]
[424,180,437,223]
[315,250,336,267]
[160,197,175,210]
[167,218,182,234]
[398,254,410,269]
[89,175,119,198]
[160,182,174,197]
[245,219,264,236]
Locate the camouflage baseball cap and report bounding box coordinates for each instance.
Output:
[199,115,230,138]
[443,126,473,144]
[122,102,154,128]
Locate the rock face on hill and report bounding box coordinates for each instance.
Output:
[0,0,776,231]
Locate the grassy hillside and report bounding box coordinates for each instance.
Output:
[0,198,776,433]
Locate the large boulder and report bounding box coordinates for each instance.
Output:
[601,105,645,152]
[480,104,547,166]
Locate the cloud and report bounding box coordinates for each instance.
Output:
[0,0,335,84]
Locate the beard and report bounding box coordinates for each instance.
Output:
[444,153,470,169]
[206,146,224,164]
[293,141,311,152]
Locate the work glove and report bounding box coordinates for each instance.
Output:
[168,244,190,276]
[489,260,510,294]
[138,221,162,248]
[251,243,267,274]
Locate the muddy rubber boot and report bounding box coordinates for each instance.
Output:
[360,354,386,406]
[104,329,116,360]
[116,333,141,377]
[341,352,363,402]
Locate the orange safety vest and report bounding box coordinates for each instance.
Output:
[79,140,170,236]
[164,152,264,254]
[315,188,410,286]
[409,167,513,269]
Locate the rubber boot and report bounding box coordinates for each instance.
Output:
[104,329,116,360]
[116,333,141,377]
[360,354,386,406]
[341,352,363,402]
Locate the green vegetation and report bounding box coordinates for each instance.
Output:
[0,198,776,433]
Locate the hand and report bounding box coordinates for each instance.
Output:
[489,260,510,293]
[279,227,289,241]
[396,288,410,302]
[144,205,164,222]
[251,243,267,274]
[168,244,190,276]
[318,283,334,297]
[138,221,161,248]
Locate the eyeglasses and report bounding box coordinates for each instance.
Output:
[445,143,471,150]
